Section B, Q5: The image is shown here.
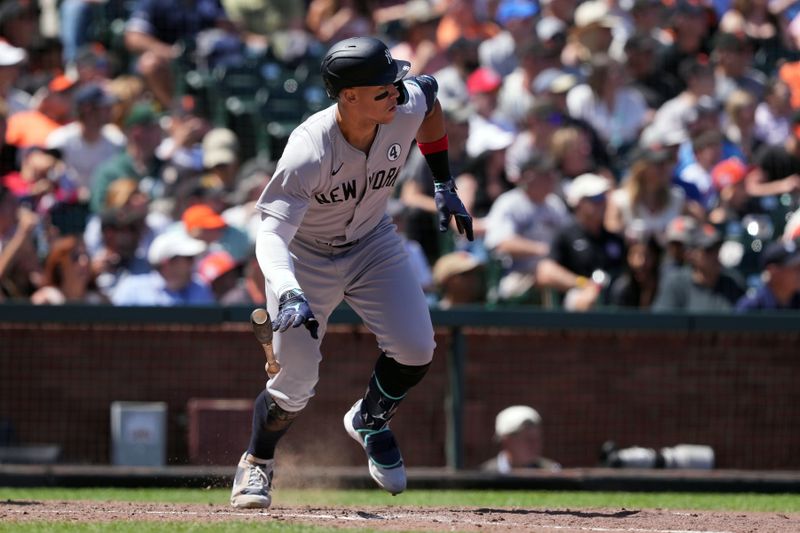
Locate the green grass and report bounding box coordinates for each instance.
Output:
[2,487,800,512]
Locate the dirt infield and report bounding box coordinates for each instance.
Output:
[3,500,799,532]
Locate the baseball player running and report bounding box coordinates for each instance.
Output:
[230,36,474,508]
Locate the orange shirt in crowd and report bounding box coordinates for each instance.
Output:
[5,110,62,149]
[436,13,500,50]
[779,61,800,110]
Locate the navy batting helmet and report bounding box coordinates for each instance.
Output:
[320,37,411,99]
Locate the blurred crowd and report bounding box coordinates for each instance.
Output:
[1,0,800,312]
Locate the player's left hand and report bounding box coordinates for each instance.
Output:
[434,179,474,241]
[272,289,319,339]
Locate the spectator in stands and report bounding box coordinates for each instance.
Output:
[156,95,212,186]
[535,16,568,61]
[73,45,113,85]
[0,183,15,243]
[712,32,766,103]
[220,0,305,49]
[662,214,698,273]
[539,0,578,26]
[497,41,560,127]
[85,176,154,257]
[1,146,81,219]
[784,208,800,243]
[90,102,163,214]
[6,76,76,149]
[749,109,800,199]
[676,130,724,211]
[465,66,515,159]
[436,0,500,51]
[219,254,265,306]
[567,53,649,162]
[722,89,760,163]
[433,37,480,111]
[484,154,570,304]
[431,250,486,308]
[608,232,662,308]
[91,206,153,299]
[563,0,618,66]
[482,405,561,473]
[656,2,711,92]
[0,0,41,50]
[708,158,762,228]
[306,0,374,45]
[674,96,747,202]
[202,128,240,194]
[605,146,687,243]
[754,77,792,147]
[652,223,746,311]
[22,38,66,97]
[650,59,715,142]
[389,1,445,76]
[736,239,800,310]
[718,0,784,75]
[181,203,250,262]
[624,0,672,52]
[0,188,39,301]
[623,32,679,110]
[0,199,41,302]
[111,229,213,305]
[536,173,625,310]
[537,72,613,174]
[197,249,242,302]
[46,83,125,197]
[479,0,539,77]
[31,235,108,304]
[124,0,232,106]
[168,174,227,227]
[505,98,562,184]
[550,125,608,183]
[107,76,147,130]
[0,40,30,115]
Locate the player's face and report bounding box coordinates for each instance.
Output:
[352,84,400,124]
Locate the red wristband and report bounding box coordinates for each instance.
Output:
[417,135,448,155]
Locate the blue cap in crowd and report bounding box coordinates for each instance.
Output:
[496,0,539,25]
[74,83,117,107]
[760,240,800,269]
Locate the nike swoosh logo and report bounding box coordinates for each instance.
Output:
[332,162,343,176]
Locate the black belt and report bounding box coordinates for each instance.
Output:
[318,239,360,249]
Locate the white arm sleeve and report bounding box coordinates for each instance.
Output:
[256,214,302,297]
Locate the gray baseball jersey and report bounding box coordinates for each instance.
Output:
[255,81,437,412]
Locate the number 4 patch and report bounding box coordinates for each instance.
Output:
[387,143,401,161]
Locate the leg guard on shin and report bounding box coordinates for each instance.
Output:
[248,389,301,460]
[359,353,430,431]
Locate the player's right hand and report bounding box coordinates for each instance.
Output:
[272,289,319,339]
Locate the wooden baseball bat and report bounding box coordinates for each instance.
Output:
[250,308,281,378]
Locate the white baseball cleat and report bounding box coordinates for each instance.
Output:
[230,452,274,509]
[344,400,407,495]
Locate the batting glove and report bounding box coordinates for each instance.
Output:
[272,289,319,339]
[434,179,474,241]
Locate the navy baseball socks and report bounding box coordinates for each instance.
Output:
[344,354,430,495]
[231,390,298,509]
